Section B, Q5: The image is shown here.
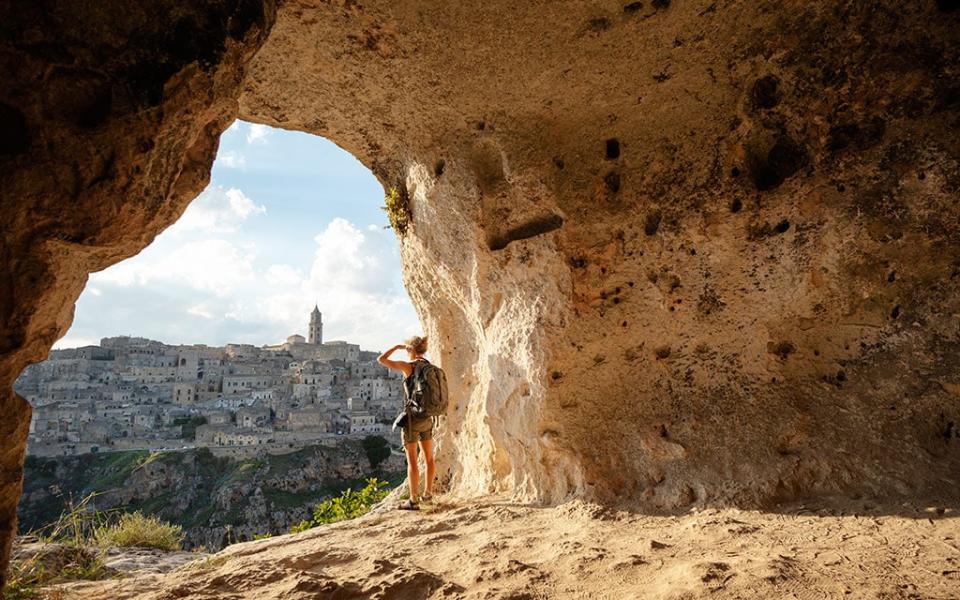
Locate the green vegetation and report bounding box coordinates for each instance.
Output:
[362,435,391,470]
[262,488,321,509]
[289,478,391,534]
[382,186,412,235]
[18,443,406,556]
[93,511,184,551]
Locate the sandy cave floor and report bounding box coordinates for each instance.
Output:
[57,495,959,600]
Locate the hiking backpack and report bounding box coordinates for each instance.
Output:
[405,359,449,418]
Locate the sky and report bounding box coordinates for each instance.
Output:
[54,121,421,353]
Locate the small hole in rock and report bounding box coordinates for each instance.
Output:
[887,271,896,283]
[750,75,781,109]
[730,198,742,213]
[771,341,795,359]
[624,1,644,12]
[604,171,621,193]
[586,16,612,32]
[434,159,445,178]
[0,102,28,155]
[652,0,670,8]
[774,219,790,233]
[554,157,565,169]
[476,121,486,130]
[751,135,807,191]
[644,211,662,236]
[918,171,926,180]
[891,305,901,320]
[837,183,846,192]
[730,166,741,178]
[605,138,620,160]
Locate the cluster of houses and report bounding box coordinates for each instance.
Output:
[14,307,407,457]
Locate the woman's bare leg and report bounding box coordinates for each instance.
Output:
[404,441,420,502]
[419,438,435,496]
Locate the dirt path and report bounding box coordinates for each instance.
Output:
[59,496,959,599]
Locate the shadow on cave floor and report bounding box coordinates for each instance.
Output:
[376,488,959,522]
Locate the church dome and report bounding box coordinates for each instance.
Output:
[286,334,306,344]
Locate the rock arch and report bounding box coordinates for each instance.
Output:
[2,0,960,584]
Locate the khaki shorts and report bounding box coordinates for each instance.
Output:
[402,415,433,444]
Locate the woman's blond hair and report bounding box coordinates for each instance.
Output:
[405,335,428,356]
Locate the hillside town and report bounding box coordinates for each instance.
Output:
[14,307,406,457]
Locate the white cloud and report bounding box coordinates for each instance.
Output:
[308,218,391,295]
[265,264,303,287]
[87,287,102,297]
[187,303,215,319]
[218,150,246,169]
[246,123,271,144]
[169,186,265,234]
[226,189,265,220]
[91,239,256,297]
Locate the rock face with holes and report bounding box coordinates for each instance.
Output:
[2,0,960,584]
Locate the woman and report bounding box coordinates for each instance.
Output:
[378,335,435,511]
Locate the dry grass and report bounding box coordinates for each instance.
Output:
[3,494,112,599]
[93,511,184,551]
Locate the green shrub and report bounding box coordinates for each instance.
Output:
[382,187,412,235]
[289,478,391,534]
[93,511,184,551]
[362,435,391,470]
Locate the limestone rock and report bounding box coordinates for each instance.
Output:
[2,0,960,586]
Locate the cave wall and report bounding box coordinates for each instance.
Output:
[240,0,960,506]
[2,0,960,585]
[0,0,277,586]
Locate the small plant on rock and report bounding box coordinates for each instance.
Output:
[382,186,412,236]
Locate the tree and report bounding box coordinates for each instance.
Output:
[361,435,391,470]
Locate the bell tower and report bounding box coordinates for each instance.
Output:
[309,305,323,345]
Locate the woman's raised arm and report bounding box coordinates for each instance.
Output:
[378,344,413,376]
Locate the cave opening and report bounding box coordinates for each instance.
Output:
[12,121,419,551]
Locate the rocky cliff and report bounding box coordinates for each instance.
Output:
[2,0,959,588]
[19,443,404,551]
